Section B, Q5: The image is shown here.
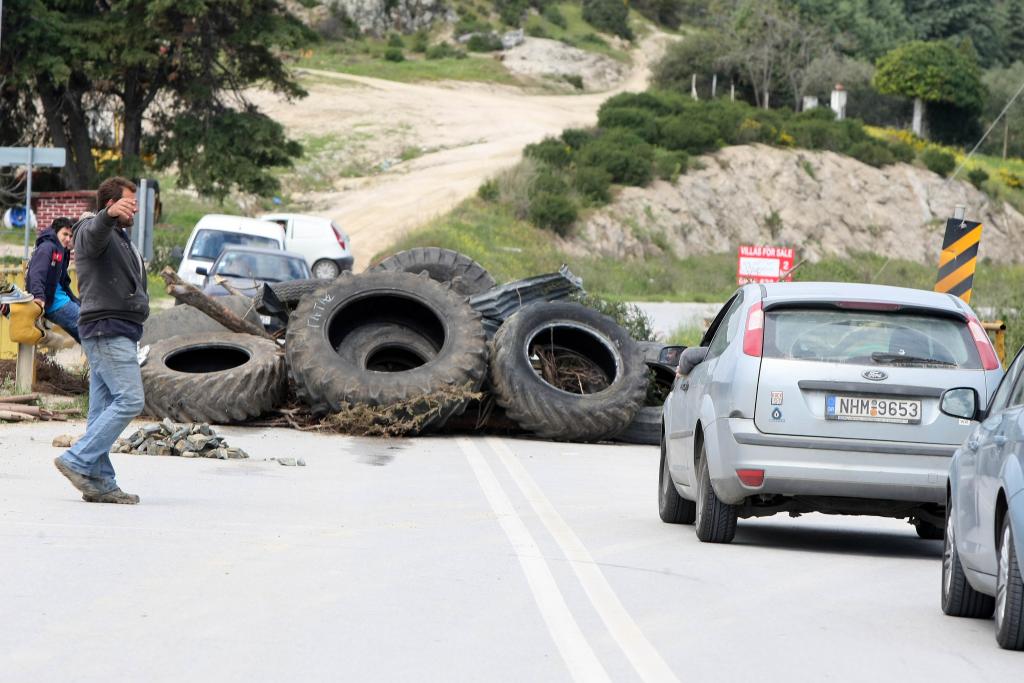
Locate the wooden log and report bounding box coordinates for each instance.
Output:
[0,403,50,417]
[160,267,272,340]
[0,393,40,404]
[214,276,250,299]
[0,410,37,422]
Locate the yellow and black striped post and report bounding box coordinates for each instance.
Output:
[934,217,982,303]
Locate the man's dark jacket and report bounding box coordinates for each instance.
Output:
[26,228,79,310]
[73,209,149,326]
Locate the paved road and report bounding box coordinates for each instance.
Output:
[0,421,1019,680]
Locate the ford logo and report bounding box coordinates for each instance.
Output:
[863,370,888,381]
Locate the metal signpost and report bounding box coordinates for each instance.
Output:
[0,146,68,259]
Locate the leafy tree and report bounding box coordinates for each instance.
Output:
[982,62,1024,158]
[1005,0,1024,64]
[582,0,633,40]
[652,30,738,94]
[1,0,313,197]
[872,40,985,138]
[904,0,1003,66]
[790,0,912,60]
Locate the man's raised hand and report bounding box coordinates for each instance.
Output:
[106,197,137,221]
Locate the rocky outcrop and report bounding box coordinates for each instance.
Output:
[574,144,1024,264]
[501,38,627,91]
[293,0,455,35]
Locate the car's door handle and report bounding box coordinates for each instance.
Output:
[679,381,689,391]
[994,434,1008,447]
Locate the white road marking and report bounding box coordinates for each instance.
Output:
[489,437,680,683]
[456,437,611,683]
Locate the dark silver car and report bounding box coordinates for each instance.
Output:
[660,283,1003,544]
[943,344,1024,650]
[198,246,311,298]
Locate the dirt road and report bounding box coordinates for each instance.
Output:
[249,35,668,269]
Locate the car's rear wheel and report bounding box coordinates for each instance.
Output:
[995,517,1024,650]
[941,499,995,618]
[658,438,695,524]
[694,445,737,543]
[914,519,945,540]
[312,259,341,280]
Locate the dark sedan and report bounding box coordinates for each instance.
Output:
[198,247,311,299]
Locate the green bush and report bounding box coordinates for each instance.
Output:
[889,141,916,164]
[578,129,654,186]
[572,293,656,342]
[455,12,491,35]
[384,48,405,62]
[412,31,429,53]
[786,119,850,152]
[478,179,499,202]
[497,0,528,25]
[529,193,578,235]
[581,0,632,39]
[562,74,584,90]
[597,106,659,143]
[653,148,688,181]
[524,137,573,167]
[657,117,718,154]
[562,128,596,150]
[530,167,570,197]
[426,42,466,59]
[543,4,567,27]
[579,33,608,47]
[574,165,612,203]
[602,91,681,116]
[527,23,549,38]
[847,141,896,168]
[922,148,956,177]
[387,34,405,48]
[967,167,990,189]
[467,33,503,52]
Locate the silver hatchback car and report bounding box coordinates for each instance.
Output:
[659,282,1003,544]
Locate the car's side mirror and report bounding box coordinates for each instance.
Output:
[940,387,980,421]
[677,346,709,378]
[195,266,209,277]
[658,345,685,368]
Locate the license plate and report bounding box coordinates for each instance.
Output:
[259,315,272,326]
[825,395,922,424]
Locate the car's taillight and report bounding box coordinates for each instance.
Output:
[332,224,347,251]
[742,302,764,357]
[967,316,1000,370]
[736,469,765,487]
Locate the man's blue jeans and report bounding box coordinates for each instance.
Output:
[46,301,81,344]
[59,335,144,494]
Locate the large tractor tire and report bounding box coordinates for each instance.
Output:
[141,296,262,347]
[371,248,496,297]
[285,271,488,431]
[489,302,647,442]
[141,332,286,424]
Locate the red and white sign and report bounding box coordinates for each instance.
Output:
[737,245,795,285]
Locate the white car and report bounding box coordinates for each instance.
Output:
[177,214,285,286]
[260,213,353,279]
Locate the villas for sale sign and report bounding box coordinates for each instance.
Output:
[737,245,795,285]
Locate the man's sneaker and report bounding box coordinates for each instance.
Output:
[82,488,140,505]
[54,457,102,496]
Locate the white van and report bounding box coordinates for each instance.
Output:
[259,213,354,279]
[177,214,284,286]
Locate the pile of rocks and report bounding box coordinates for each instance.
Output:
[112,419,249,460]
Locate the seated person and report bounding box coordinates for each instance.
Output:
[26,217,81,343]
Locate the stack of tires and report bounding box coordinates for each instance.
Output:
[140,248,661,442]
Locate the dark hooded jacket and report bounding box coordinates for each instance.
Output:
[26,228,79,310]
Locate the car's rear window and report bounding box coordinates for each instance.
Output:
[189,230,280,261]
[763,308,981,369]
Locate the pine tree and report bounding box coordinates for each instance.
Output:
[1006,0,1024,64]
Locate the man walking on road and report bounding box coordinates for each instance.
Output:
[54,177,148,504]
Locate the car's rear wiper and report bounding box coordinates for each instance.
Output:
[871,352,956,367]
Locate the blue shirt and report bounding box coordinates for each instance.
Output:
[46,284,71,314]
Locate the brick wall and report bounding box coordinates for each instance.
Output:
[31,191,97,233]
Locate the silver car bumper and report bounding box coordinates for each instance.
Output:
[710,418,954,506]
